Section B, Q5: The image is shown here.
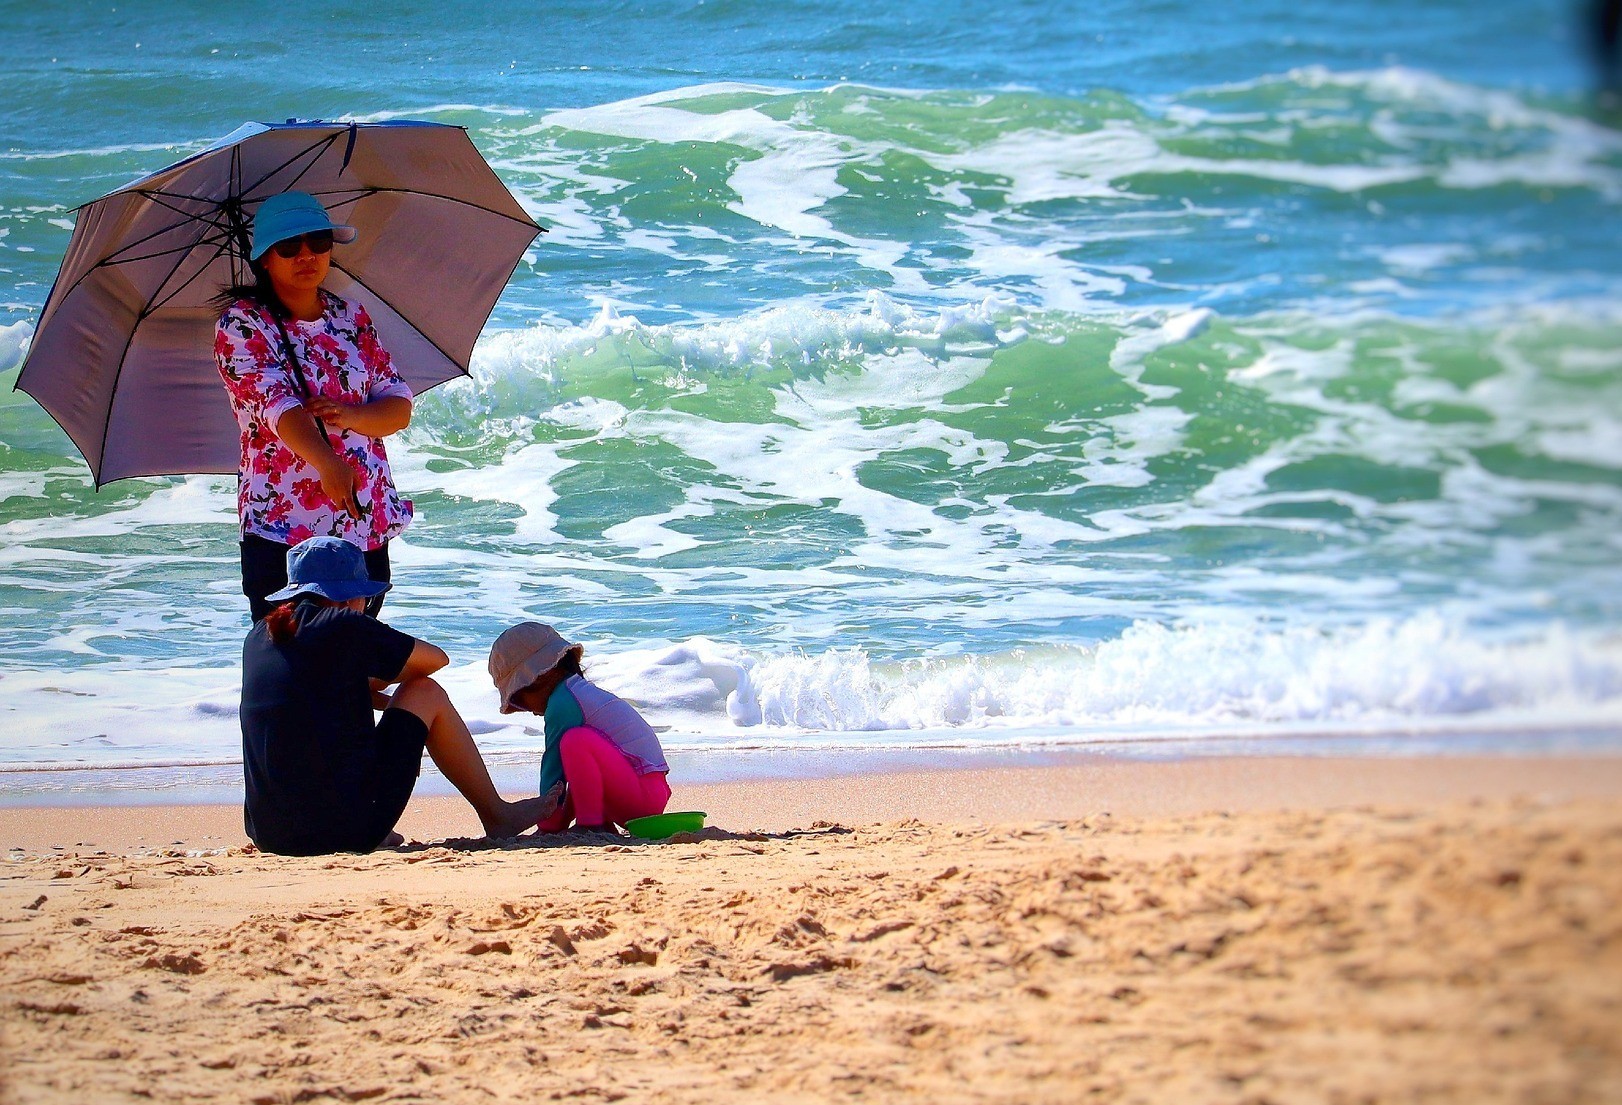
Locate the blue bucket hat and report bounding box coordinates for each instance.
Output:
[250,191,357,260]
[265,536,390,603]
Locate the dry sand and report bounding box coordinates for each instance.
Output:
[2,755,1620,1103]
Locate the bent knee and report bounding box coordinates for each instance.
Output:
[391,675,447,716]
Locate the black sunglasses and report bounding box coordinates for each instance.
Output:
[270,231,335,259]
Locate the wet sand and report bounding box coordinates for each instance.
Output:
[5,752,1621,854]
[2,754,1620,1103]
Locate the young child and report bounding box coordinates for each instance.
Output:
[488,622,670,832]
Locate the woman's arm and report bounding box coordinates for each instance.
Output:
[273,406,364,517]
[372,639,448,706]
[304,394,412,437]
[307,302,414,439]
[393,639,449,685]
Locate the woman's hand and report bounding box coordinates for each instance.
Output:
[314,453,365,518]
[306,395,412,438]
[304,395,355,431]
[275,407,365,517]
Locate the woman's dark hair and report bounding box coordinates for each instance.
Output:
[211,257,282,315]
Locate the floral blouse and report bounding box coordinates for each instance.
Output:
[215,290,413,551]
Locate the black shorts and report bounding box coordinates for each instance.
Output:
[249,707,428,856]
[360,707,430,850]
[241,533,391,622]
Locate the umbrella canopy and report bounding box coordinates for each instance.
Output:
[16,120,541,485]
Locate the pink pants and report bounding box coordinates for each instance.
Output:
[537,726,671,832]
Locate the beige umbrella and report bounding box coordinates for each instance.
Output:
[16,120,542,485]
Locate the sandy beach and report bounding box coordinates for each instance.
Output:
[6,1,1622,1101]
[1,754,1620,1103]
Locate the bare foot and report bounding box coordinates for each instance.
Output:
[379,831,406,848]
[483,783,566,839]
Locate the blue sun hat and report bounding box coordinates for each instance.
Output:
[265,536,389,603]
[250,191,357,260]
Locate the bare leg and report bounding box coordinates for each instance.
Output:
[391,676,562,838]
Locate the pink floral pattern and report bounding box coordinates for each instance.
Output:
[215,290,413,551]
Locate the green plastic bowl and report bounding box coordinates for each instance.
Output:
[624,811,707,839]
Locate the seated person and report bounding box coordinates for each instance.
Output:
[488,622,671,832]
[241,536,559,855]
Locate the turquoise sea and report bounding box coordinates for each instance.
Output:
[2,1,1621,802]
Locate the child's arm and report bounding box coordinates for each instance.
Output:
[537,682,586,799]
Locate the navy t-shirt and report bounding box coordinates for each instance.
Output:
[240,602,417,854]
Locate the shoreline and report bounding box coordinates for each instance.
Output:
[3,751,1620,856]
[5,719,1621,811]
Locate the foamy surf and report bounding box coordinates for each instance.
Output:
[2,18,1619,799]
[2,615,1618,786]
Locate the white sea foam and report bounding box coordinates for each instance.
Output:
[628,614,1622,735]
[415,291,1023,429]
[948,217,1128,312]
[0,141,190,163]
[466,72,1622,318]
[396,294,1622,610]
[6,614,1618,776]
[0,665,241,769]
[536,83,924,285]
[344,104,533,123]
[0,320,31,372]
[0,476,233,543]
[933,116,1426,203]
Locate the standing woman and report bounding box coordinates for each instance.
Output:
[215,191,414,620]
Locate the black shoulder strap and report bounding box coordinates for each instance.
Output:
[268,307,329,440]
[266,302,369,520]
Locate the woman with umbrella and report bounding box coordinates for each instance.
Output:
[21,121,540,513]
[215,191,415,620]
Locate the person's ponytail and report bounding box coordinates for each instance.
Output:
[264,602,299,645]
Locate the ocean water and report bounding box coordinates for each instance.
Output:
[2,1,1621,800]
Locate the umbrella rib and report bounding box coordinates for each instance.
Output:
[291,188,374,224]
[33,218,217,349]
[349,186,541,231]
[100,156,537,272]
[130,217,220,321]
[81,127,538,268]
[273,140,335,195]
[88,233,233,485]
[229,146,249,284]
[95,203,219,266]
[91,304,152,490]
[32,125,540,485]
[329,259,466,373]
[93,136,342,273]
[240,132,344,200]
[101,227,233,268]
[145,235,236,316]
[135,187,227,209]
[298,187,372,210]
